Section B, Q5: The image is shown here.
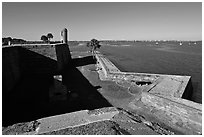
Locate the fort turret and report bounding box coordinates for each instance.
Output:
[61,28,68,44]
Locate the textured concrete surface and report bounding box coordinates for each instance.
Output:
[2,46,202,135]
[3,107,174,135]
[95,52,202,135]
[140,92,202,134]
[36,107,119,134]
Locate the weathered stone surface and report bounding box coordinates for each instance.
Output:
[3,49,202,135]
[24,107,119,135]
[2,120,40,135]
[95,52,202,135]
[41,120,124,135]
[148,76,191,99]
[140,92,202,135]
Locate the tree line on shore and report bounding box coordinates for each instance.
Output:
[2,37,26,45]
[40,33,53,43]
[2,33,54,45]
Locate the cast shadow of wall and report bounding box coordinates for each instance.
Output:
[182,80,201,104]
[71,56,96,67]
[191,82,202,104]
[2,48,112,127]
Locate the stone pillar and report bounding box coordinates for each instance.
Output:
[61,28,68,44]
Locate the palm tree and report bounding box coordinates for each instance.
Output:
[47,33,53,43]
[41,35,48,43]
[86,39,101,59]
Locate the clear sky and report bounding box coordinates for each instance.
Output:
[2,2,202,41]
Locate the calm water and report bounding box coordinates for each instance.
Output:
[70,41,202,104]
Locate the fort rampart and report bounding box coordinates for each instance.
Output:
[95,52,202,134]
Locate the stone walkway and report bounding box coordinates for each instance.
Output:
[2,51,202,135]
[94,52,202,135]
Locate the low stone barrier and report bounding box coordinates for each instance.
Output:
[95,51,202,135]
[141,92,202,134]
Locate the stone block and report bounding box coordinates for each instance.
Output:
[141,92,202,135]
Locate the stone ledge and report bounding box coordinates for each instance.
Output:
[30,107,119,135]
[95,52,192,100]
[140,92,202,135]
[95,51,202,135]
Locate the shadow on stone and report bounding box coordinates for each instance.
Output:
[62,62,112,111]
[72,56,96,67]
[181,78,193,101]
[2,49,112,127]
[190,82,201,104]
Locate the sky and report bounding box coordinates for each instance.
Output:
[2,2,202,41]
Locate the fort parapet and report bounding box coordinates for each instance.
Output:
[2,29,202,134]
[2,43,202,135]
[3,43,71,95]
[95,52,202,134]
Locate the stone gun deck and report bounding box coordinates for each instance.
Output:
[95,51,202,134]
[2,45,202,135]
